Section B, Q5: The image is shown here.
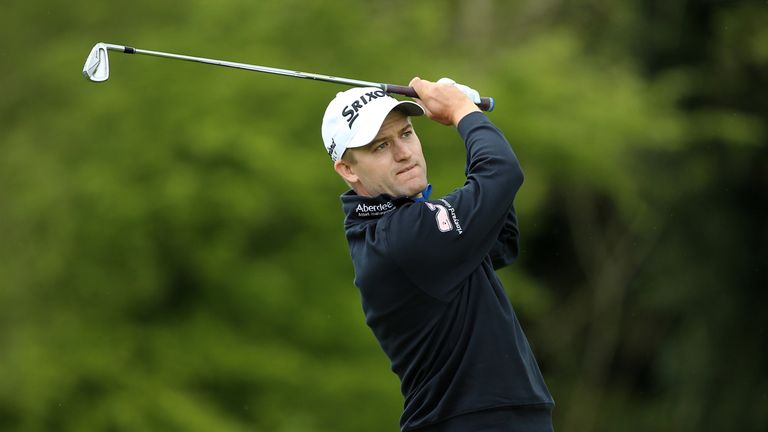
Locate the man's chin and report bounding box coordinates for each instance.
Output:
[401,181,428,198]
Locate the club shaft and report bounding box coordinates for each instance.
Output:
[99,44,495,111]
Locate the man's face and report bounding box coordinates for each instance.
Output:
[336,110,428,198]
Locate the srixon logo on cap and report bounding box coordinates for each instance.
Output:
[342,90,387,128]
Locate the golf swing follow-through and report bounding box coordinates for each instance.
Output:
[82,41,553,431]
[324,79,554,431]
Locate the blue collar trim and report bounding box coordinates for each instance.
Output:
[413,184,432,202]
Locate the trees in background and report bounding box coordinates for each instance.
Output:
[1,1,764,430]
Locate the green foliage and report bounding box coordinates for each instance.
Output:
[1,0,764,431]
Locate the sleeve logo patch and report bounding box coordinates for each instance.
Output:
[425,202,453,232]
[424,199,463,235]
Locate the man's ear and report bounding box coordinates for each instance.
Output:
[334,158,359,184]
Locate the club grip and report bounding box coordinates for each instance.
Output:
[385,84,495,112]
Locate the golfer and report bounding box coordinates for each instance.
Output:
[321,78,554,431]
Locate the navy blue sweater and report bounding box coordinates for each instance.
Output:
[341,112,553,431]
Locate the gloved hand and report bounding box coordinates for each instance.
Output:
[437,77,481,104]
[409,77,481,126]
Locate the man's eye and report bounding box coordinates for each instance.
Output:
[402,130,412,138]
[375,142,388,151]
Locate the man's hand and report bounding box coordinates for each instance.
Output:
[409,77,482,126]
[437,77,482,104]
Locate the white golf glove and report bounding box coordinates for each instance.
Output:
[437,77,481,104]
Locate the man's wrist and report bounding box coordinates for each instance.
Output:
[456,111,490,139]
[452,106,482,127]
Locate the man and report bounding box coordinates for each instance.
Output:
[321,78,554,431]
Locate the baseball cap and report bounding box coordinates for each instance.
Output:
[322,87,424,161]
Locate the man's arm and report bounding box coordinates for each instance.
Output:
[489,206,520,270]
[382,79,524,300]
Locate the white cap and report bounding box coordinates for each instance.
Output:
[322,87,424,161]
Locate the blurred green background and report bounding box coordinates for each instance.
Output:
[1,0,766,431]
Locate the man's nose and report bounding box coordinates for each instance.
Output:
[392,139,412,161]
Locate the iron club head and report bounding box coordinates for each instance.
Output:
[83,43,110,82]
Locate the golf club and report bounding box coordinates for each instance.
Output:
[82,42,495,112]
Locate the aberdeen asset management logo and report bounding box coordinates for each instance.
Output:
[356,201,394,217]
[342,90,387,128]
